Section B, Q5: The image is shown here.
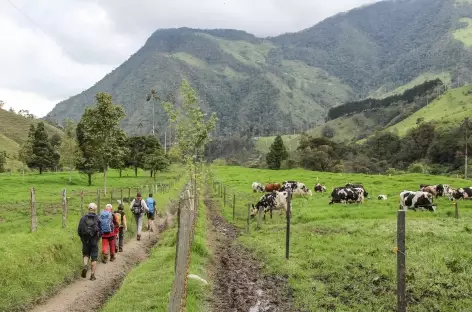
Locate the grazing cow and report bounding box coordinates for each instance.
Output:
[400,191,436,211]
[314,183,327,193]
[450,187,472,200]
[345,183,369,198]
[265,183,281,192]
[420,184,446,198]
[252,182,264,193]
[329,187,361,205]
[378,195,387,200]
[282,181,313,196]
[251,191,289,219]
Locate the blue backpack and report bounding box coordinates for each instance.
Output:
[99,211,114,234]
[146,197,155,213]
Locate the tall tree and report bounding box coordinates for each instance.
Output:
[60,119,78,183]
[144,148,170,178]
[76,117,100,186]
[76,93,126,193]
[29,122,57,174]
[163,80,217,183]
[266,135,288,170]
[19,124,35,166]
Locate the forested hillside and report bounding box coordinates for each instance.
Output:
[46,0,472,140]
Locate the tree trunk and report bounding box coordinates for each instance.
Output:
[39,167,43,175]
[104,166,108,196]
[88,173,92,186]
[150,170,153,178]
[135,166,138,177]
[119,168,122,178]
[69,169,72,184]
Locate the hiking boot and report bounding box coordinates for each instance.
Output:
[81,266,88,278]
[137,234,141,241]
[110,254,116,262]
[119,247,123,252]
[90,274,96,281]
[102,253,108,264]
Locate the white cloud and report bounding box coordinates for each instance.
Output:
[0,0,378,117]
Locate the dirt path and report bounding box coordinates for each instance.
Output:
[204,192,300,312]
[30,212,173,312]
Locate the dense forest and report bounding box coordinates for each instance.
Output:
[46,0,472,138]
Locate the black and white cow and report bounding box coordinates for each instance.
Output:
[282,181,312,196]
[377,195,388,200]
[449,187,472,200]
[251,182,264,193]
[400,191,436,211]
[314,183,327,193]
[250,191,289,219]
[345,183,369,198]
[329,187,363,204]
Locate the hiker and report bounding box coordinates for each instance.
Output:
[77,203,101,281]
[100,204,119,263]
[146,193,157,232]
[114,202,127,253]
[129,192,149,241]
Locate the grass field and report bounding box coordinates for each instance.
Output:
[0,166,185,312]
[101,183,210,312]
[211,165,472,311]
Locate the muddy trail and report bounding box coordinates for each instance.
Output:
[30,212,173,312]
[205,193,302,312]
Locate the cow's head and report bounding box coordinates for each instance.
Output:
[250,204,258,217]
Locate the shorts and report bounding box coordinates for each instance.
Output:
[147,211,155,220]
[81,237,98,261]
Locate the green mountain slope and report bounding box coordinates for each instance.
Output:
[46,0,472,139]
[0,109,64,169]
[382,85,472,136]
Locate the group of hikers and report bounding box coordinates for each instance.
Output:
[76,192,157,280]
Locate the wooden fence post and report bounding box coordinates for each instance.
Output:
[223,186,226,207]
[80,190,85,216]
[397,209,406,312]
[247,203,251,233]
[30,188,37,233]
[232,194,236,220]
[455,201,459,219]
[97,189,101,211]
[62,188,67,228]
[169,188,194,312]
[286,190,292,260]
[120,189,123,203]
[257,207,263,230]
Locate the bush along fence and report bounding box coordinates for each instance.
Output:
[27,173,183,233]
[168,179,200,312]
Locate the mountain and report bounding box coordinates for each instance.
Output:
[46,0,472,140]
[0,109,64,170]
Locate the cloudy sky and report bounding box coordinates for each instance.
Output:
[0,0,377,117]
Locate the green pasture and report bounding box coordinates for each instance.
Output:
[211,165,472,312]
[0,166,185,312]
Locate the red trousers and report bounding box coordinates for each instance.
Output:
[101,235,115,255]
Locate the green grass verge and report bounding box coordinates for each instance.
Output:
[101,187,210,312]
[0,167,185,312]
[210,165,472,311]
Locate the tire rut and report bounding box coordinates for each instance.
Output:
[205,193,300,312]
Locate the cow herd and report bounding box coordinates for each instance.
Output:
[249,180,472,220]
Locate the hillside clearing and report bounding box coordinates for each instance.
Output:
[211,166,472,311]
[454,18,472,46]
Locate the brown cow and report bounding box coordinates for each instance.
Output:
[265,183,281,192]
[422,185,439,199]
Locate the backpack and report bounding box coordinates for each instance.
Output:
[99,211,114,234]
[146,198,155,213]
[79,214,98,238]
[114,212,122,227]
[131,199,144,214]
